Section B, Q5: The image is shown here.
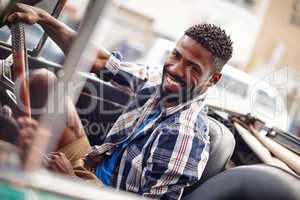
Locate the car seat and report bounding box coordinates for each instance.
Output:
[183,117,236,197]
[183,164,300,200]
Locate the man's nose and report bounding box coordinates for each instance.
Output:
[168,61,185,78]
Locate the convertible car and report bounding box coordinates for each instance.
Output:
[0,0,299,199]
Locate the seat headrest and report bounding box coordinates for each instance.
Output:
[202,117,235,181]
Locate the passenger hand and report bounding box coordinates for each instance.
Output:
[44,152,75,176]
[17,117,38,150]
[3,3,47,25]
[17,117,50,150]
[91,46,112,73]
[84,152,106,170]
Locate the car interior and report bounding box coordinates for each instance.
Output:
[0,0,299,199]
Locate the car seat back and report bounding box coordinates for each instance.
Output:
[183,165,300,200]
[183,117,235,197]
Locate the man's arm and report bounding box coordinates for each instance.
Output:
[4,3,111,69]
[4,3,146,91]
[4,3,75,54]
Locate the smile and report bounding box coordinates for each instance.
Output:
[165,73,182,86]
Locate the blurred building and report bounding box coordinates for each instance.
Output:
[241,0,300,134]
[246,0,300,75]
[65,0,300,131]
[94,2,156,61]
[244,0,300,128]
[97,0,269,67]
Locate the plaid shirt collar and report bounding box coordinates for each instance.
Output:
[145,85,206,117]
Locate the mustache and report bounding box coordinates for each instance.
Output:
[164,69,187,86]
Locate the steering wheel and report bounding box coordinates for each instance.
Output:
[10,22,31,118]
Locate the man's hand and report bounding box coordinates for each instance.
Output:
[3,3,47,25]
[84,153,106,170]
[91,47,112,73]
[44,152,75,176]
[3,3,112,74]
[17,117,39,150]
[17,116,50,152]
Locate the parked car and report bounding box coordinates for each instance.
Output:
[206,65,288,131]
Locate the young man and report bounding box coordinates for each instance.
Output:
[4,3,233,199]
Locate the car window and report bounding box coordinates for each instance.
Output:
[0,26,10,42]
[216,74,248,98]
[24,24,43,49]
[253,89,276,111]
[0,0,70,64]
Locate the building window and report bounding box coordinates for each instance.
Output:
[291,0,300,26]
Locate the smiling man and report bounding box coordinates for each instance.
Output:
[161,26,230,106]
[4,3,233,200]
[84,24,233,199]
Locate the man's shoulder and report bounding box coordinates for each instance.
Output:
[178,101,208,126]
[158,101,209,136]
[175,102,209,143]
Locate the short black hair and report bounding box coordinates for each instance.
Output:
[0,114,20,145]
[185,23,233,70]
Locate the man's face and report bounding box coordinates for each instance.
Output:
[161,35,221,103]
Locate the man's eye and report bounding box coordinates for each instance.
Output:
[192,66,201,74]
[171,51,180,59]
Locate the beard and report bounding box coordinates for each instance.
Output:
[160,67,197,105]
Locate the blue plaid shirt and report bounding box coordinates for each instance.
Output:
[88,56,210,199]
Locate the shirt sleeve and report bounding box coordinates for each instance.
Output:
[96,52,148,94]
[141,123,210,200]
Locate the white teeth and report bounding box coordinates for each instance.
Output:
[167,75,180,85]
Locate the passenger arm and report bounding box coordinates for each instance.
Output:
[4,3,76,54]
[4,3,147,92]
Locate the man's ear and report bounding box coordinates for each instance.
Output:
[207,73,222,87]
